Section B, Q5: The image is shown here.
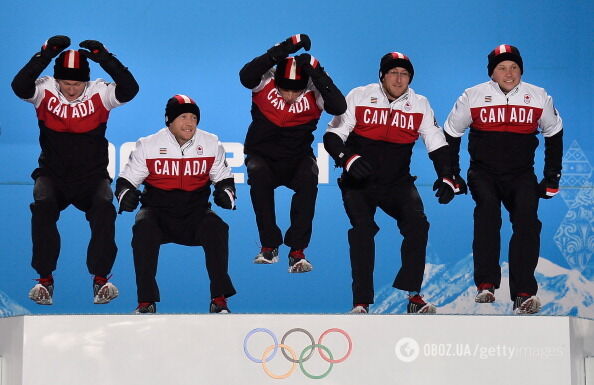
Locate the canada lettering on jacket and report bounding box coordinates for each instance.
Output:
[266,88,311,113]
[479,106,535,124]
[153,159,208,176]
[46,96,96,119]
[362,108,416,130]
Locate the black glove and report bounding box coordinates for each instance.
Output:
[117,188,141,213]
[213,179,236,210]
[344,154,373,180]
[267,34,311,62]
[294,53,320,73]
[433,177,457,204]
[454,174,468,195]
[40,35,70,59]
[78,40,112,64]
[538,175,560,199]
[115,177,141,213]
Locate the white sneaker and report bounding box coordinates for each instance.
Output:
[93,280,119,304]
[29,282,53,305]
[350,304,369,314]
[407,295,437,314]
[288,258,313,273]
[253,247,279,264]
[475,284,496,303]
[513,295,541,314]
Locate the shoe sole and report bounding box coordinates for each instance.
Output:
[475,292,495,303]
[288,260,313,273]
[30,297,52,305]
[350,307,368,314]
[408,304,437,314]
[417,304,437,314]
[253,256,279,264]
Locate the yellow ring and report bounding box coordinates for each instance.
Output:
[261,344,297,379]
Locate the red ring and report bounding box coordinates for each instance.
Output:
[317,328,352,363]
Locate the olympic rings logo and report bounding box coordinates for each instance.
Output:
[243,327,353,379]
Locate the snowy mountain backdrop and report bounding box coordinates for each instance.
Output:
[0,290,29,317]
[373,254,594,318]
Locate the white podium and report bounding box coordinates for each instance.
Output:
[0,314,593,385]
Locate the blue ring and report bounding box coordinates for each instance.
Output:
[243,328,278,363]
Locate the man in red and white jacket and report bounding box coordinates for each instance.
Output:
[240,34,346,273]
[12,35,138,306]
[324,52,458,314]
[444,44,563,314]
[116,95,237,314]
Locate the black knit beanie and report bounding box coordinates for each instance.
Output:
[487,44,523,76]
[54,50,90,81]
[165,94,200,126]
[379,52,414,83]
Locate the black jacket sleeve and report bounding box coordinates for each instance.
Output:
[100,54,139,103]
[543,129,563,179]
[428,145,454,178]
[308,67,347,116]
[444,132,462,175]
[11,53,52,99]
[239,52,276,89]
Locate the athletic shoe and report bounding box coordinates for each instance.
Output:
[288,249,313,273]
[513,294,541,314]
[210,296,230,313]
[93,276,119,304]
[350,304,369,314]
[407,294,437,314]
[135,302,156,314]
[475,283,496,303]
[253,247,279,264]
[29,275,54,305]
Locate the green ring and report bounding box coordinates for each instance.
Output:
[299,344,334,380]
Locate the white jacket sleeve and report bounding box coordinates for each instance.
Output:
[444,91,472,138]
[209,141,234,184]
[96,79,125,111]
[119,139,149,187]
[539,92,563,137]
[418,99,448,153]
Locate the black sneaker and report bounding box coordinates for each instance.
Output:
[288,249,313,273]
[253,247,279,264]
[475,283,496,303]
[29,275,54,305]
[513,293,541,314]
[407,294,436,314]
[350,304,369,314]
[210,296,230,313]
[135,302,157,314]
[93,275,119,304]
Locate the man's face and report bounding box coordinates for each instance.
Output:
[57,79,86,102]
[168,112,198,145]
[491,60,522,94]
[381,67,410,100]
[277,87,304,104]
